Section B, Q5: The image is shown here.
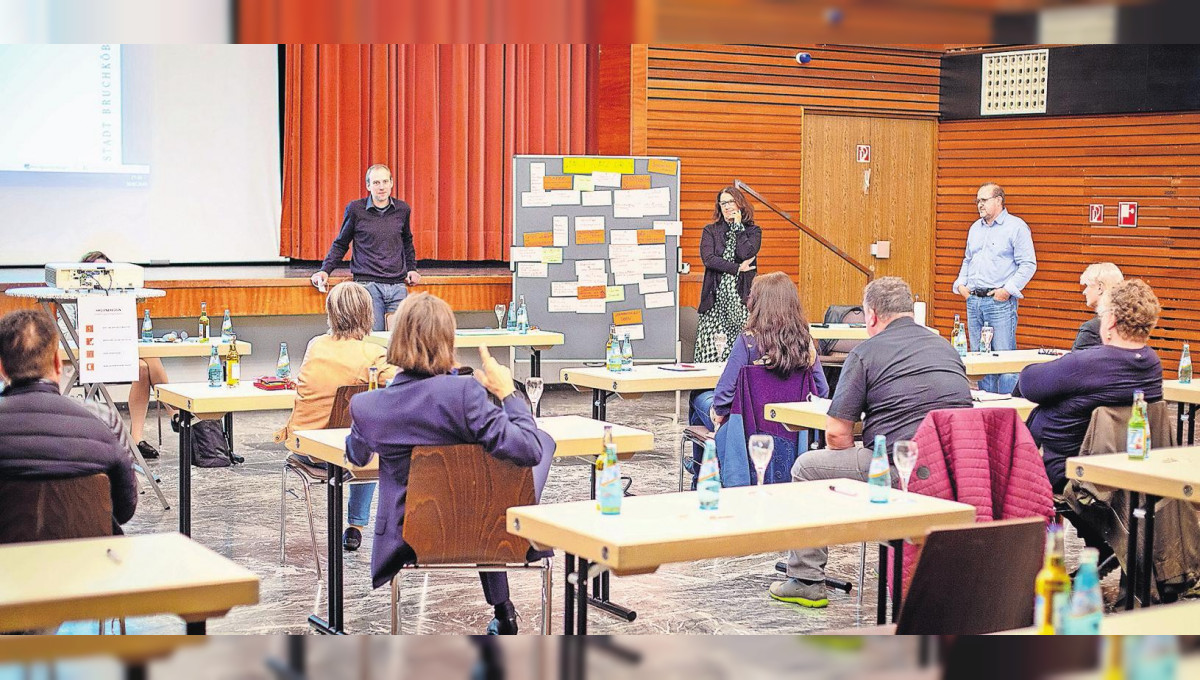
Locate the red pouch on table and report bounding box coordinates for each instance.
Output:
[254,376,295,390]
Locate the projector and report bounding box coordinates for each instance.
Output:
[45,262,145,291]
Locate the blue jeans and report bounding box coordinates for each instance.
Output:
[688,391,716,486]
[967,294,1019,394]
[362,281,408,332]
[295,456,374,527]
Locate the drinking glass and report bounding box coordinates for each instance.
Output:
[893,440,918,495]
[494,304,506,329]
[524,377,544,417]
[748,434,774,491]
[713,331,728,361]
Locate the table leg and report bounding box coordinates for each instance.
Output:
[577,556,589,634]
[178,411,193,536]
[891,539,904,623]
[1178,404,1185,446]
[308,463,346,634]
[1190,405,1197,445]
[564,553,576,635]
[1126,491,1140,610]
[591,389,610,421]
[877,543,888,625]
[531,349,541,378]
[266,636,307,680]
[186,620,206,635]
[124,664,148,680]
[224,412,234,455]
[1142,495,1158,608]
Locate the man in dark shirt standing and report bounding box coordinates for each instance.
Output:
[311,164,421,331]
[768,277,973,609]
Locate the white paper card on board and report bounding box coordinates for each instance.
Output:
[614,187,671,218]
[516,262,547,278]
[611,259,641,278]
[521,191,552,208]
[529,163,545,192]
[578,271,608,286]
[575,260,606,276]
[548,297,578,313]
[608,244,639,260]
[577,299,606,314]
[573,175,594,192]
[610,230,638,245]
[638,259,667,275]
[645,291,674,309]
[546,190,581,206]
[553,216,568,246]
[639,277,669,295]
[510,247,543,262]
[575,216,605,232]
[613,272,643,286]
[581,190,612,207]
[76,294,139,383]
[592,171,621,187]
[637,244,666,260]
[551,281,579,297]
[653,220,683,236]
[618,324,645,341]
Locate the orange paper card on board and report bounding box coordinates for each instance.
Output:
[621,175,652,190]
[577,285,607,300]
[575,230,606,245]
[613,309,643,326]
[647,158,677,175]
[637,229,666,244]
[542,175,574,190]
[523,232,554,247]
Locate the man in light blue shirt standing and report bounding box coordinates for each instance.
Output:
[952,182,1037,394]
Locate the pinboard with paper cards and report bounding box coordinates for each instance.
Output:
[511,155,682,368]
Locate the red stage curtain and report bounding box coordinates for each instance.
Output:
[281,44,590,262]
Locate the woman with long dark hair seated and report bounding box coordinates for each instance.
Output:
[346,292,555,634]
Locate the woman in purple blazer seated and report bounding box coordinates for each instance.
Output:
[346,292,555,635]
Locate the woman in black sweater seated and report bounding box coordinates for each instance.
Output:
[1014,278,1162,493]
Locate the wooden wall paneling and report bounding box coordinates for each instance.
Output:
[933,112,1200,377]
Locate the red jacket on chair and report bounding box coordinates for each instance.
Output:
[903,408,1055,586]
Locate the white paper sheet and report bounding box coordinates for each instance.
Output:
[521,191,552,208]
[552,216,568,246]
[575,215,605,232]
[578,271,608,286]
[613,187,671,218]
[611,259,642,278]
[610,230,638,245]
[516,262,547,278]
[637,244,666,260]
[638,259,668,275]
[548,297,578,313]
[608,244,640,260]
[592,171,621,187]
[551,281,579,297]
[653,220,683,236]
[509,247,543,262]
[639,277,670,295]
[644,291,674,309]
[529,163,545,192]
[613,272,643,286]
[581,190,612,207]
[77,294,139,383]
[577,299,606,314]
[575,260,606,276]
[616,323,645,341]
[546,190,581,206]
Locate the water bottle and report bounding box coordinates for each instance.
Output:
[868,435,891,503]
[1126,636,1180,680]
[506,299,517,332]
[1062,547,1103,635]
[980,322,994,353]
[221,309,233,342]
[516,295,529,334]
[1128,390,1149,460]
[698,439,721,510]
[620,332,633,372]
[276,342,291,379]
[1180,342,1192,384]
[598,426,622,515]
[141,309,153,341]
[605,325,622,372]
[207,345,222,388]
[952,317,968,358]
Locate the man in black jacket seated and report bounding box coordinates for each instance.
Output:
[0,309,138,531]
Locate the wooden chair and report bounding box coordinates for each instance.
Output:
[895,517,1046,635]
[279,384,375,612]
[0,473,113,544]
[391,443,553,634]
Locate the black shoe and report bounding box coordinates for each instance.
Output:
[136,440,160,460]
[170,413,182,433]
[342,526,362,551]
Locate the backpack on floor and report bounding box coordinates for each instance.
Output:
[191,419,236,468]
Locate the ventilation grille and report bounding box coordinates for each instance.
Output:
[981,48,1048,116]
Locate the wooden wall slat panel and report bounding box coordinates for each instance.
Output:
[932,112,1200,377]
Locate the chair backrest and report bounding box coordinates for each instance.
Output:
[402,443,536,565]
[1079,399,1175,456]
[0,474,113,544]
[896,517,1045,634]
[328,384,370,429]
[818,304,866,356]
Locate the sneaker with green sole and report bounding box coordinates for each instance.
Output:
[769,578,829,608]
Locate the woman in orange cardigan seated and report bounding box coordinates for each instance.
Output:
[276,281,397,551]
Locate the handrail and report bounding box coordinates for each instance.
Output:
[734,179,874,281]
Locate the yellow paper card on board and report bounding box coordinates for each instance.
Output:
[562,157,635,175]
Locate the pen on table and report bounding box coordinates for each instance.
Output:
[106,548,122,564]
[828,485,857,497]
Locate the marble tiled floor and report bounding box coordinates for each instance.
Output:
[61,387,1111,636]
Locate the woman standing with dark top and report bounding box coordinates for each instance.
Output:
[694,186,761,363]
[1014,279,1162,492]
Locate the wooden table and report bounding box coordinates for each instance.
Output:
[1067,446,1200,611]
[507,479,976,634]
[1002,599,1200,635]
[962,349,1060,377]
[1164,379,1200,445]
[0,636,204,676]
[289,414,655,635]
[0,533,258,635]
[368,328,565,378]
[155,382,297,536]
[560,363,724,420]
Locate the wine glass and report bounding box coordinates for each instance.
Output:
[893,440,918,496]
[494,304,506,330]
[713,331,728,361]
[525,377,544,417]
[748,434,774,491]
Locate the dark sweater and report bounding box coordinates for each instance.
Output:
[1072,316,1102,351]
[1013,344,1162,490]
[698,220,760,315]
[320,197,418,283]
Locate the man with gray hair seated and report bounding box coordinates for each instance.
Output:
[768,276,972,608]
